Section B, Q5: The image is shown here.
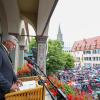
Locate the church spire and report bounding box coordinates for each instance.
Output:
[57,25,63,42]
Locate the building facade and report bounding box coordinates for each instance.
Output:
[63,47,72,53]
[72,36,100,68]
[0,0,59,74]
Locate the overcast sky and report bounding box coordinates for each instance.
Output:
[48,0,100,47]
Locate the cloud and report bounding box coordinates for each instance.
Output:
[48,0,100,47]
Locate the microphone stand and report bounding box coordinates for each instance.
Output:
[33,69,56,100]
[27,59,67,100]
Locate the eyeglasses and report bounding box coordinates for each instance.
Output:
[6,40,16,48]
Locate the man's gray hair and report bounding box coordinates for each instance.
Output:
[2,34,18,44]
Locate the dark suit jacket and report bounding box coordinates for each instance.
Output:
[0,44,17,99]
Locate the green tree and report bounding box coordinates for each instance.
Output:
[64,53,75,69]
[29,37,37,62]
[46,40,65,75]
[29,37,37,50]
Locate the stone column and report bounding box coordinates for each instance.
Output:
[19,45,25,68]
[14,43,19,73]
[36,36,47,74]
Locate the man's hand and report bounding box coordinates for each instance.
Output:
[16,80,23,86]
[10,83,19,92]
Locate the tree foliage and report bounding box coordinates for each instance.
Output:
[64,53,75,69]
[46,40,64,74]
[29,37,37,50]
[29,37,37,62]
[46,39,75,75]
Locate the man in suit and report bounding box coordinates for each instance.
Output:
[0,35,21,100]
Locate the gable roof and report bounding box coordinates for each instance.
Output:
[72,36,100,51]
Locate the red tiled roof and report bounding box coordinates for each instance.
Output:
[72,36,100,51]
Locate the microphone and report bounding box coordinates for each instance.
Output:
[24,57,37,76]
[24,57,35,65]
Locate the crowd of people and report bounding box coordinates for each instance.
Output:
[57,67,100,99]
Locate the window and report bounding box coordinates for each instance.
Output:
[96,57,98,61]
[89,57,91,61]
[97,49,100,54]
[93,57,95,61]
[84,50,91,54]
[83,51,85,54]
[92,50,95,54]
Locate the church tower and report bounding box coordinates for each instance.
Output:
[57,25,63,43]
